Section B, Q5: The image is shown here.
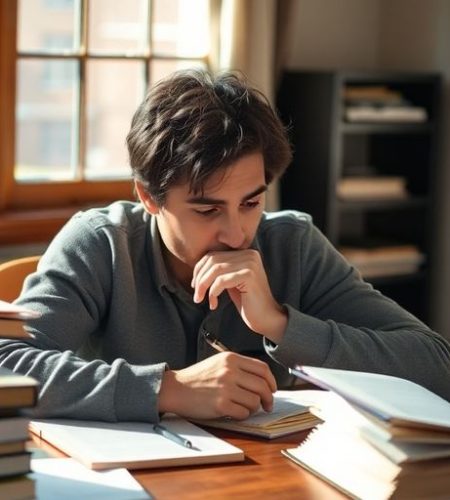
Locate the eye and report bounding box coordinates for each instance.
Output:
[194,207,219,217]
[242,199,260,209]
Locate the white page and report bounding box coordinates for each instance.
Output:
[30,415,243,470]
[242,389,331,425]
[361,425,450,464]
[31,458,151,499]
[296,366,450,428]
[297,391,450,463]
[233,391,309,425]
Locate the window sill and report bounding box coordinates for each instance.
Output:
[0,206,85,245]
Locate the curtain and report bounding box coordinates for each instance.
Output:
[210,0,296,210]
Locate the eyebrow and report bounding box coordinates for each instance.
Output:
[186,185,268,205]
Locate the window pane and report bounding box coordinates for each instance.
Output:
[85,60,144,179]
[15,59,79,182]
[152,0,209,57]
[18,0,80,53]
[150,59,207,87]
[88,0,149,54]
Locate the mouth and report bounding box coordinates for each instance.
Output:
[207,243,250,253]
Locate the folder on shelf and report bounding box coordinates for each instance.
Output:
[340,245,425,278]
[337,176,408,200]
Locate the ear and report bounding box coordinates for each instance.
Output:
[134,180,160,215]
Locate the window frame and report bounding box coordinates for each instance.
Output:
[0,0,214,244]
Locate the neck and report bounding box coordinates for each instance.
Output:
[162,247,193,292]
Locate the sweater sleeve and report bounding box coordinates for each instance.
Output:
[0,214,166,423]
[265,221,450,401]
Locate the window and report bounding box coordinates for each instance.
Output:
[0,0,212,243]
[39,121,73,171]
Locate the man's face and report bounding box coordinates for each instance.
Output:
[145,152,267,286]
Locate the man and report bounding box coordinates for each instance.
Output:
[1,70,450,423]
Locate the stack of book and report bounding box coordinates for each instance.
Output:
[343,85,428,123]
[283,366,450,500]
[339,244,425,278]
[0,299,39,339]
[0,300,39,498]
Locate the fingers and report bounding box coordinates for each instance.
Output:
[236,371,274,414]
[192,253,235,304]
[206,270,249,310]
[208,269,249,298]
[218,386,264,420]
[220,353,277,417]
[192,250,260,306]
[191,250,286,341]
[237,354,277,393]
[167,352,278,421]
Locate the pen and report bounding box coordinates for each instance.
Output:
[202,329,230,353]
[153,423,193,449]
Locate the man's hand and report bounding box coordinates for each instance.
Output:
[191,249,288,343]
[158,352,277,420]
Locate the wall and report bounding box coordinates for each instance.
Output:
[0,242,48,264]
[432,2,450,337]
[377,0,450,336]
[283,0,450,336]
[286,0,380,70]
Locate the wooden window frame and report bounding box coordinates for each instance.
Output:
[0,0,213,245]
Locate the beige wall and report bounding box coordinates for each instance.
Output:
[283,0,450,336]
[378,0,442,71]
[377,0,450,337]
[286,0,380,70]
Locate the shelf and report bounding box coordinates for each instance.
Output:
[277,70,441,323]
[338,196,427,212]
[340,122,433,134]
[367,270,426,287]
[338,70,440,83]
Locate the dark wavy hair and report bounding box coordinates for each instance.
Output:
[126,69,292,205]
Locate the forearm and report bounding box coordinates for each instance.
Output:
[264,219,450,401]
[257,304,288,344]
[265,304,450,401]
[0,340,166,422]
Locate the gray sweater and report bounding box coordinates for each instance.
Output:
[1,202,449,422]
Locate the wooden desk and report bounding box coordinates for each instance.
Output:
[31,427,346,499]
[132,428,346,499]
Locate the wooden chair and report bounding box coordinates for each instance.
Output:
[0,255,41,302]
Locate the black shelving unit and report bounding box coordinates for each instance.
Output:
[277,70,441,322]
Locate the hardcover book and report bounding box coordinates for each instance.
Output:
[0,367,38,410]
[0,299,40,339]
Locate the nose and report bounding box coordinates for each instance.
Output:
[217,213,246,249]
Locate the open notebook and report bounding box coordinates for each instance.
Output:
[30,415,244,470]
[192,390,324,439]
